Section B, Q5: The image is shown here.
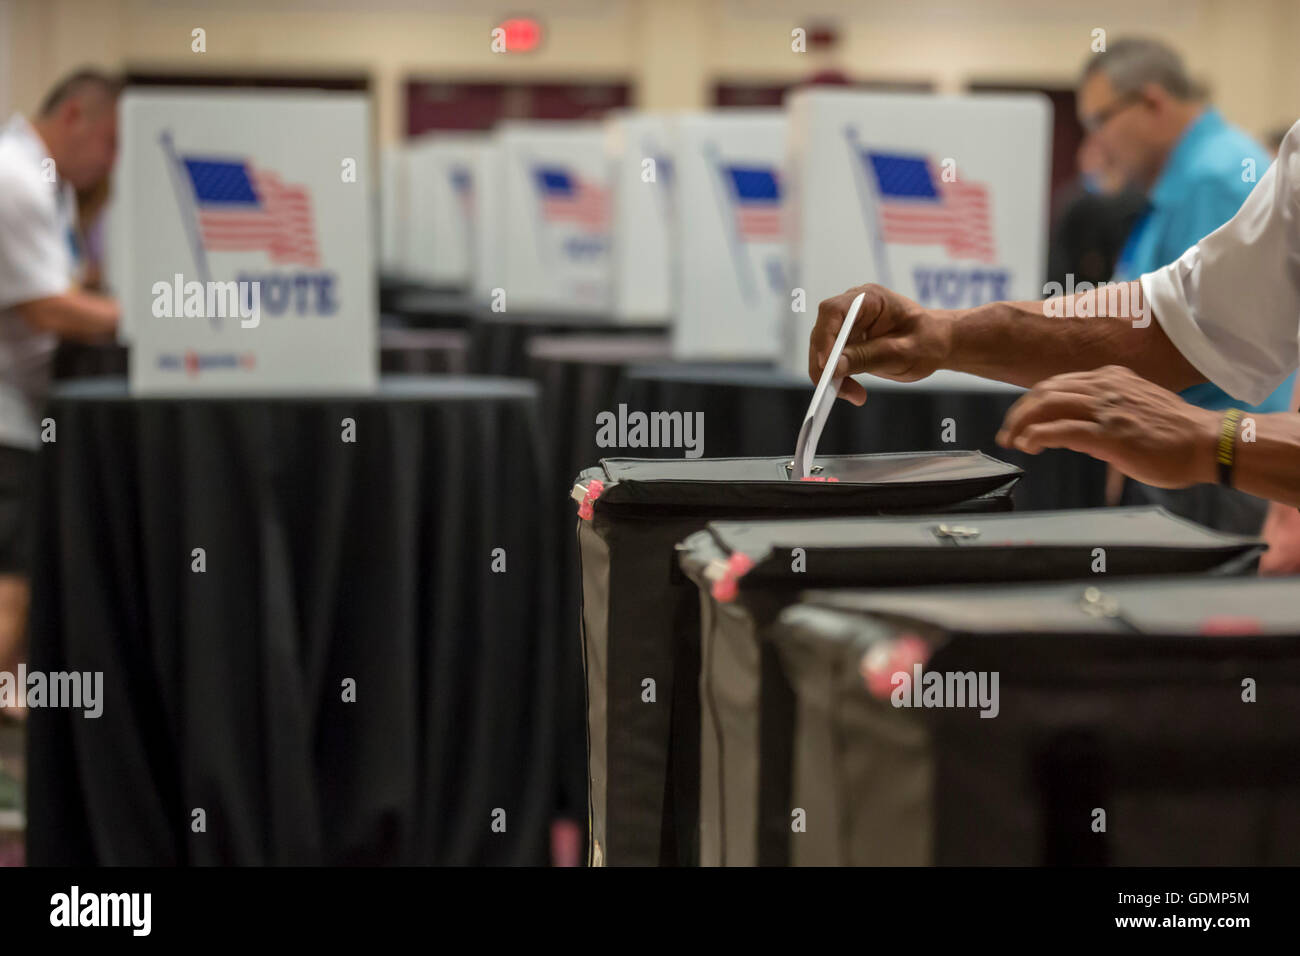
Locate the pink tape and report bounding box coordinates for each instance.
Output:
[859,633,931,700]
[710,552,755,603]
[577,479,605,520]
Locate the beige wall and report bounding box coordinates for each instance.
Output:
[4,0,1297,145]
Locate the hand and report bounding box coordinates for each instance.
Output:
[996,365,1220,489]
[808,284,950,406]
[1260,503,1300,575]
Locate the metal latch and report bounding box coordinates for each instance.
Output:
[1079,586,1121,618]
[702,558,731,583]
[933,523,981,541]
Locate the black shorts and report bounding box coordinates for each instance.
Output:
[0,445,36,576]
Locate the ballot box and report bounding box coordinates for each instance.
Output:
[772,576,1300,866]
[781,89,1051,376]
[573,450,1022,866]
[606,112,674,325]
[401,132,489,288]
[676,507,1265,866]
[669,110,787,360]
[116,89,376,394]
[498,121,612,314]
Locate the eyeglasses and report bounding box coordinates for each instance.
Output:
[1080,91,1143,135]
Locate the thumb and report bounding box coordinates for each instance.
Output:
[839,339,901,377]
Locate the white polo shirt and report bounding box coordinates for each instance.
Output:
[0,113,77,450]
[1141,119,1300,408]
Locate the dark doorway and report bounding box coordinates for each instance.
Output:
[405,80,631,135]
[124,71,369,93]
[713,77,934,108]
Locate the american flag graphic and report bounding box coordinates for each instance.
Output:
[724,165,782,240]
[180,157,320,266]
[863,151,995,262]
[534,167,609,230]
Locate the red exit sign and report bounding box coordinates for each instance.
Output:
[498,17,543,52]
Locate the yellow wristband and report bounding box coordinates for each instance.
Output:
[1216,408,1243,486]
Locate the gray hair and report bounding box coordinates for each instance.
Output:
[1081,38,1195,100]
[39,68,122,118]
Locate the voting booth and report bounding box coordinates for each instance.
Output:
[498,121,612,314]
[117,90,376,394]
[379,144,408,277]
[472,135,506,307]
[606,112,674,324]
[774,577,1300,866]
[670,110,787,360]
[401,132,488,288]
[676,508,1264,867]
[781,89,1051,375]
[572,450,1021,866]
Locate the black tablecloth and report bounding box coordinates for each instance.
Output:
[472,310,666,377]
[525,334,673,822]
[27,376,558,866]
[615,364,1106,512]
[52,341,129,380]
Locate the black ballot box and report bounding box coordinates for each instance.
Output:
[526,334,672,826]
[771,576,1300,866]
[615,362,1107,512]
[573,450,1022,866]
[676,507,1264,866]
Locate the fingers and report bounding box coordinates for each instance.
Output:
[836,376,867,406]
[1027,365,1143,396]
[1005,419,1113,457]
[997,391,1100,446]
[998,364,1155,447]
[851,284,888,337]
[808,290,856,382]
[808,284,892,382]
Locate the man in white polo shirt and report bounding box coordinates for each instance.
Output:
[808,118,1300,515]
[0,70,121,712]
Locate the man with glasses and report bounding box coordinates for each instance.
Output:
[1074,37,1294,533]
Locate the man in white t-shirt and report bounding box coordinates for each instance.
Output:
[807,118,1300,515]
[0,70,121,713]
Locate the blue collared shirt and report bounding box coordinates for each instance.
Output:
[1114,108,1295,412]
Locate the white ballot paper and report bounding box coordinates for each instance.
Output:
[792,291,866,479]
